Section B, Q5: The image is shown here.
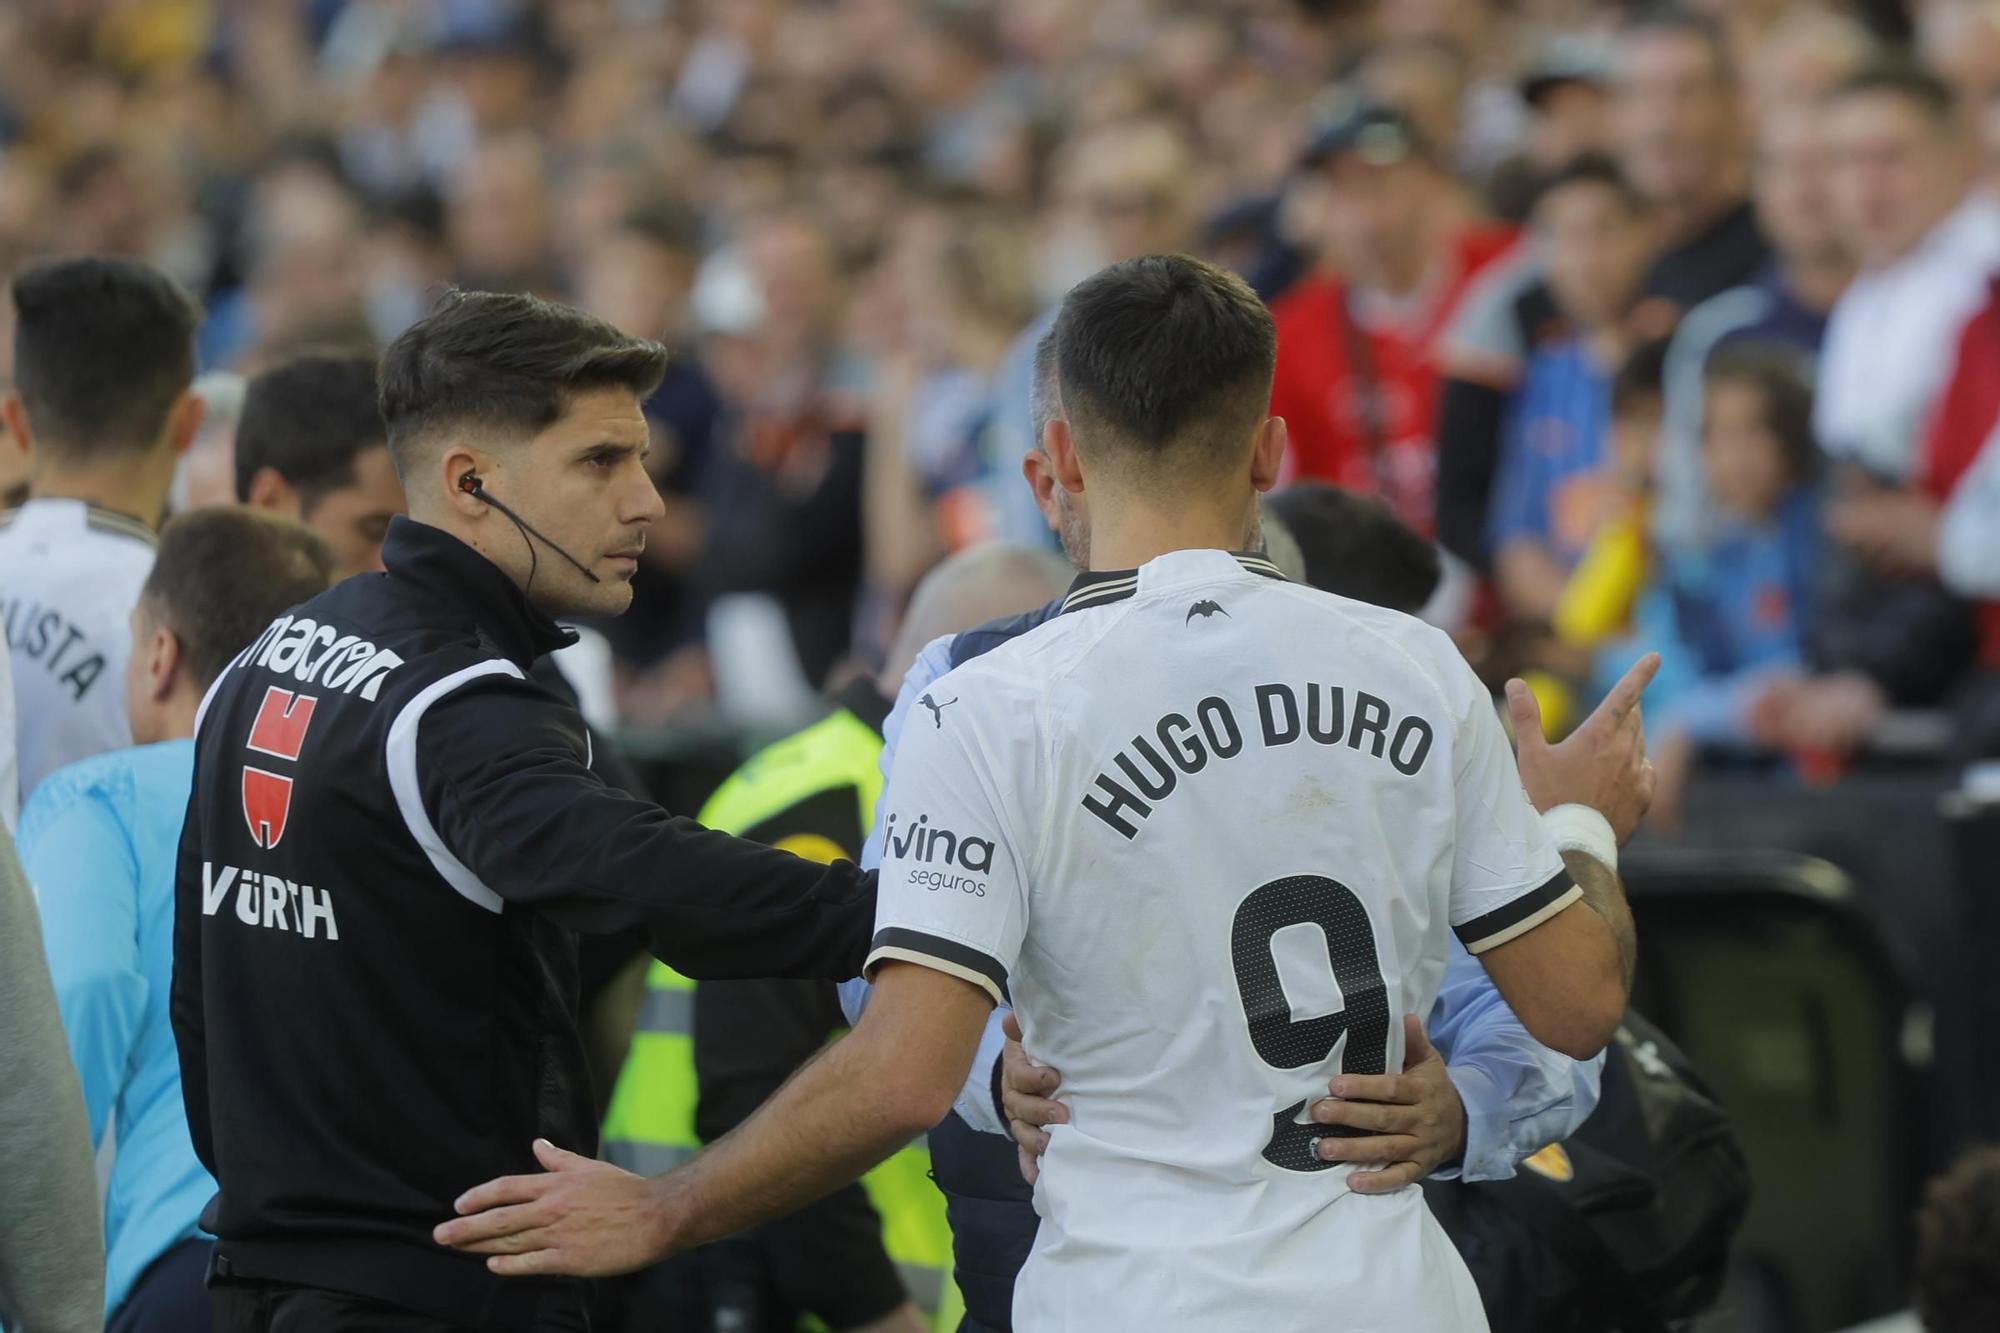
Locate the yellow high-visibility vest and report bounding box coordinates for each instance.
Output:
[601,703,961,1329]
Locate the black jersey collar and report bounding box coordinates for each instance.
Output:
[1059,549,1287,616]
[381,516,579,667]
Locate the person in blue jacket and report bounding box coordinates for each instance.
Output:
[20,507,335,1331]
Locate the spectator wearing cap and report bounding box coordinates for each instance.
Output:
[1269,100,1517,537]
[1486,35,1617,223]
[18,507,336,1332]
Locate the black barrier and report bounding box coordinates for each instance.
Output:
[1625,849,1931,1333]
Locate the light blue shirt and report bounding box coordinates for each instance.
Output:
[844,633,1603,1181]
[20,740,213,1314]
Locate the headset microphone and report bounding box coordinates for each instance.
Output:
[458,472,601,585]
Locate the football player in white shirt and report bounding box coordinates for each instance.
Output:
[0,258,204,806]
[443,257,1650,1329]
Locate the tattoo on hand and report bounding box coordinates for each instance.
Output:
[1563,850,1636,991]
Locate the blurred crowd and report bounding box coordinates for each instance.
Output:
[6,0,2000,809]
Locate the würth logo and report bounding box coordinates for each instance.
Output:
[242,686,318,849]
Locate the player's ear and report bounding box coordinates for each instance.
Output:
[441,444,490,518]
[0,391,33,452]
[166,389,207,457]
[1250,417,1288,493]
[1045,419,1086,495]
[150,625,182,704]
[244,466,300,517]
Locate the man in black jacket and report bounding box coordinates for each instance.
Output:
[172,290,876,1331]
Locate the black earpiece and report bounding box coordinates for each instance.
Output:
[457,471,600,585]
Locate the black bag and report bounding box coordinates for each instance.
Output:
[1424,1012,1752,1333]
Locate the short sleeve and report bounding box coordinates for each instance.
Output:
[863,685,1030,1007]
[1445,666,1577,955]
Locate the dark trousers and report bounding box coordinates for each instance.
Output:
[110,1238,214,1333]
[210,1282,474,1333]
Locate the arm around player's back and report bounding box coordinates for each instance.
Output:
[415,673,877,980]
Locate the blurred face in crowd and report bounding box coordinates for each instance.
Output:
[1612,26,1739,209]
[1753,106,1848,271]
[1921,2,2000,178]
[1702,378,1793,522]
[1360,44,1466,170]
[465,386,663,618]
[1537,179,1655,331]
[448,134,552,284]
[576,228,695,344]
[1318,151,1437,295]
[1064,123,1194,265]
[1609,391,1663,493]
[1827,88,1971,268]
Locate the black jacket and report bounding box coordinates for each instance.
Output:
[171,517,875,1327]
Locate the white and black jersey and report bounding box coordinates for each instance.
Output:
[0,499,155,806]
[865,548,1574,1330]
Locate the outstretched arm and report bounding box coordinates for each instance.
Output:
[437,961,991,1276]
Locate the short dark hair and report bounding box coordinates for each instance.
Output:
[1264,482,1441,615]
[1051,255,1276,484]
[1703,342,1819,482]
[1916,1146,2000,1333]
[1612,337,1672,417]
[377,289,669,476]
[235,352,386,509]
[10,257,200,464]
[1829,56,1958,128]
[1619,4,1734,88]
[138,507,337,689]
[1532,151,1648,219]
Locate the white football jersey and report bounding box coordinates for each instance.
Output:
[0,499,155,806]
[866,548,1575,1331]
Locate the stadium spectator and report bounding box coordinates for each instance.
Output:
[1647,349,1822,825]
[0,803,104,1333]
[0,257,203,806]
[1270,99,1516,536]
[1814,60,2000,484]
[1918,0,2000,189]
[172,373,247,514]
[235,352,405,579]
[1654,103,1856,552]
[20,507,336,1332]
[1433,5,1767,569]
[1490,156,1658,623]
[1608,6,1768,317]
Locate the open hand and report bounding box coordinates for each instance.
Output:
[1308,1015,1466,1194]
[1001,1011,1066,1185]
[433,1138,671,1277]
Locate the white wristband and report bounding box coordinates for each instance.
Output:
[1542,803,1617,873]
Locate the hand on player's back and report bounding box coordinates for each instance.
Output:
[1508,653,1661,845]
[1004,1012,1467,1194]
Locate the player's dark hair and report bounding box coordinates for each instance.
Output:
[1264,482,1441,615]
[1703,343,1819,483]
[236,352,386,510]
[1028,325,1060,450]
[1612,337,1672,417]
[139,507,337,689]
[377,289,669,478]
[1532,151,1648,219]
[1915,1146,2000,1333]
[1828,56,1958,129]
[1052,254,1276,485]
[1619,4,1735,89]
[10,257,200,464]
